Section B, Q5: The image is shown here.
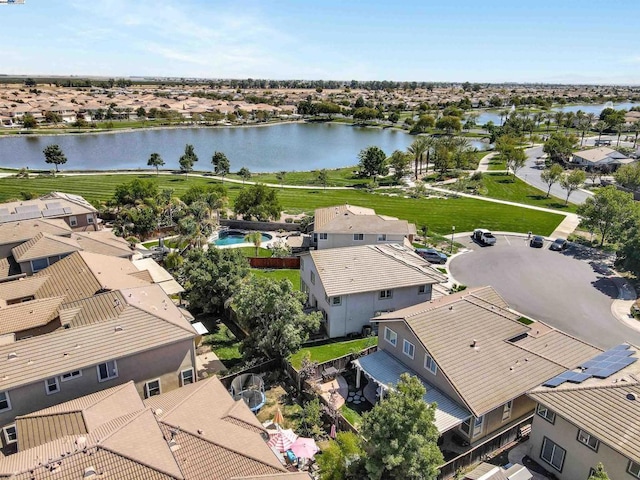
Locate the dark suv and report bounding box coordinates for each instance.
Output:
[529,235,544,248]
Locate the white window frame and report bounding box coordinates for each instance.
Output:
[331,296,342,306]
[472,415,484,437]
[44,377,60,395]
[536,404,555,423]
[3,425,16,445]
[180,368,194,386]
[97,360,118,382]
[377,234,387,242]
[379,289,393,299]
[61,370,82,382]
[540,437,565,472]
[0,391,11,413]
[424,354,438,375]
[69,216,78,227]
[318,233,328,240]
[502,400,513,421]
[353,233,364,241]
[629,460,640,478]
[577,429,599,451]
[383,327,397,347]
[86,214,94,224]
[402,340,415,359]
[418,284,429,295]
[460,418,471,436]
[144,378,161,398]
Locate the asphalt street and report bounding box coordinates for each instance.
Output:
[449,234,640,349]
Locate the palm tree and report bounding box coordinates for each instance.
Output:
[616,123,624,146]
[633,120,640,148]
[499,109,509,126]
[586,112,597,126]
[564,111,576,134]
[244,231,263,257]
[595,121,607,143]
[544,112,553,135]
[407,137,429,180]
[554,111,564,131]
[578,118,591,146]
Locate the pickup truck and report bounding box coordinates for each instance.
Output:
[472,228,497,246]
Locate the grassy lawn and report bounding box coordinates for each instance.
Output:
[289,337,378,369]
[202,323,243,369]
[237,246,272,258]
[487,156,507,170]
[340,404,363,428]
[0,172,565,236]
[251,269,300,289]
[481,172,577,213]
[227,166,394,188]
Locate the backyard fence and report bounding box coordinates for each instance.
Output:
[221,219,301,232]
[249,257,300,269]
[218,358,280,389]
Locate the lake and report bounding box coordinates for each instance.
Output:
[0,123,489,173]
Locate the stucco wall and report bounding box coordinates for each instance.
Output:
[316,233,406,250]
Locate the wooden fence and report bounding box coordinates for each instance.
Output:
[249,257,300,269]
[218,358,281,389]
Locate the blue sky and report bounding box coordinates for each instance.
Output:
[2,0,639,84]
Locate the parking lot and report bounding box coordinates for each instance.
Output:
[449,234,640,349]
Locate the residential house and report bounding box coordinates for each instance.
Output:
[300,244,446,338]
[0,218,71,258]
[0,192,99,231]
[0,378,308,479]
[353,286,601,478]
[571,147,633,170]
[0,284,198,436]
[311,204,416,249]
[527,344,640,479]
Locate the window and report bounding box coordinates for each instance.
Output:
[418,285,429,295]
[310,271,315,285]
[144,379,161,398]
[353,233,364,241]
[502,400,513,421]
[540,437,565,471]
[473,415,484,437]
[181,368,194,386]
[402,340,415,359]
[45,377,60,395]
[318,233,328,240]
[331,296,342,306]
[460,418,471,435]
[300,258,304,271]
[0,392,11,412]
[69,216,77,227]
[377,234,387,242]
[97,360,118,382]
[31,258,49,272]
[379,289,393,299]
[86,214,94,224]
[3,425,16,445]
[629,461,640,478]
[61,370,82,382]
[383,327,397,347]
[536,404,555,423]
[424,354,437,375]
[577,429,599,451]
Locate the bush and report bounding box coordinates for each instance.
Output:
[470,171,483,181]
[284,217,294,223]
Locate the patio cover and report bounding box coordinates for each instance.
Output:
[133,258,185,295]
[353,349,471,434]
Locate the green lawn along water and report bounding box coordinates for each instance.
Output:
[289,337,378,369]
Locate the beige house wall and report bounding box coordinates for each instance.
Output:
[316,232,406,250]
[0,242,21,259]
[529,407,637,480]
[0,338,195,432]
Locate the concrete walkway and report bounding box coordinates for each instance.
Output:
[476,152,498,172]
[507,441,550,480]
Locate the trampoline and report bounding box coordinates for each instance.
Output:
[230,373,266,412]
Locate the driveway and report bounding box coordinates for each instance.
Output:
[449,235,640,349]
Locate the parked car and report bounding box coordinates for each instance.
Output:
[472,228,496,246]
[415,248,448,264]
[529,235,544,248]
[549,237,569,251]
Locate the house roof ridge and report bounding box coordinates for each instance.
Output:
[155,379,214,419]
[127,298,196,335]
[98,444,185,480]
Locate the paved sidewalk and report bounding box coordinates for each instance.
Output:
[476,152,498,172]
[610,276,640,333]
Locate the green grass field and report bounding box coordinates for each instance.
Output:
[228,166,393,188]
[289,337,378,369]
[203,323,242,369]
[487,156,507,171]
[0,172,565,235]
[251,268,300,289]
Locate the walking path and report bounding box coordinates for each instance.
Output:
[476,152,498,172]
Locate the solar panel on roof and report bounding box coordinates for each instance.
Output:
[565,372,592,383]
[45,202,61,209]
[15,205,39,214]
[611,344,631,351]
[42,208,67,217]
[591,366,621,379]
[543,376,567,388]
[0,209,9,216]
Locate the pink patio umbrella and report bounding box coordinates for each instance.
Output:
[267,426,298,452]
[290,437,319,459]
[329,423,337,439]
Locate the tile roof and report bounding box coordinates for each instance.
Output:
[0,275,49,305]
[376,286,601,416]
[133,258,185,295]
[313,204,375,230]
[308,244,446,297]
[71,231,132,258]
[529,345,640,462]
[573,146,629,163]
[0,296,64,335]
[314,204,416,235]
[0,218,71,246]
[0,193,96,225]
[11,233,80,262]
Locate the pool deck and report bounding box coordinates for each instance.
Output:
[212,230,280,249]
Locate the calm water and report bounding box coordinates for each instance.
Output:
[214,231,272,246]
[0,123,418,172]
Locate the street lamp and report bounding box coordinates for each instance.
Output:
[450,226,455,254]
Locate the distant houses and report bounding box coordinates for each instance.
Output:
[571,146,632,170]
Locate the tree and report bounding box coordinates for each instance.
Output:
[238,167,251,184]
[233,277,322,361]
[616,223,640,277]
[495,135,524,178]
[298,398,323,439]
[22,114,37,129]
[316,169,329,190]
[234,183,281,221]
[147,152,165,176]
[435,115,461,134]
[407,137,429,180]
[543,133,578,163]
[540,164,564,197]
[244,231,263,257]
[275,170,287,189]
[360,374,443,479]
[615,161,640,190]
[179,144,198,175]
[358,146,388,178]
[113,178,159,207]
[211,151,230,178]
[560,169,586,205]
[317,432,365,480]
[632,120,640,148]
[44,111,62,124]
[595,121,607,143]
[353,107,379,123]
[43,144,67,174]
[577,186,637,246]
[389,150,411,184]
[136,106,147,118]
[588,463,610,480]
[506,147,527,178]
[178,248,249,315]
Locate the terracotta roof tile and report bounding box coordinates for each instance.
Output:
[11,233,80,262]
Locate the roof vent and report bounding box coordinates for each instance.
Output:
[449,306,453,311]
[628,393,637,401]
[113,298,120,308]
[114,326,123,332]
[168,438,180,452]
[470,339,477,348]
[154,408,163,416]
[197,429,204,435]
[83,466,97,478]
[76,436,87,449]
[7,352,17,360]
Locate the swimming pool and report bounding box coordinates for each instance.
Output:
[213,230,272,246]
